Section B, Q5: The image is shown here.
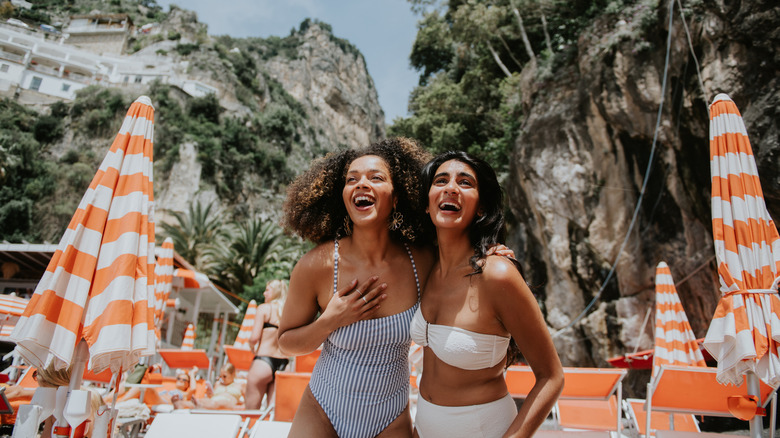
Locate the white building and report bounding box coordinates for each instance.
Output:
[0,18,217,102]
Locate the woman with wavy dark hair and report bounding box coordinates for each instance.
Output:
[278,137,436,438]
[411,151,563,438]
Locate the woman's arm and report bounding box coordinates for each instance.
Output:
[486,258,564,438]
[277,246,386,356]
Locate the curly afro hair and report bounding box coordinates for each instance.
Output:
[283,137,433,245]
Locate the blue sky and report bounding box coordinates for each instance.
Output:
[156,0,420,124]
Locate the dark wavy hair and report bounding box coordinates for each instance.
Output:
[283,137,433,244]
[421,150,525,366]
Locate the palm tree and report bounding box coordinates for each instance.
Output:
[159,201,227,269]
[207,217,304,297]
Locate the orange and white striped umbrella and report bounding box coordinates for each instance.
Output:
[154,238,175,329]
[652,261,706,376]
[0,294,28,317]
[233,300,257,349]
[174,268,210,289]
[181,323,196,350]
[0,294,28,342]
[703,94,780,387]
[11,96,157,374]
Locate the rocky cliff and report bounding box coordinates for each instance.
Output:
[143,11,385,222]
[508,0,779,372]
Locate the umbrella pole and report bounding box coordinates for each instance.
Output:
[747,371,763,438]
[69,339,89,391]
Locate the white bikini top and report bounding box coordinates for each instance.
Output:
[410,307,510,370]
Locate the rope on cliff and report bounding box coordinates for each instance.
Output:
[676,0,709,107]
[552,0,676,339]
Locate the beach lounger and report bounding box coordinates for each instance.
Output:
[505,365,627,435]
[224,346,254,371]
[143,412,244,438]
[158,348,212,369]
[292,350,320,373]
[645,365,777,438]
[623,398,699,436]
[247,419,292,438]
[272,371,311,421]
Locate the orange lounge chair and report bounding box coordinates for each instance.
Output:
[645,365,778,438]
[224,346,255,372]
[272,371,311,422]
[158,348,212,370]
[505,365,627,435]
[292,350,320,373]
[623,397,699,436]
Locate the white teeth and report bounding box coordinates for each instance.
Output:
[439,202,460,211]
[354,195,375,205]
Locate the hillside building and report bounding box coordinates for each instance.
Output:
[0,16,217,104]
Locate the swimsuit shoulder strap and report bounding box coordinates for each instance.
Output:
[403,243,421,301]
[333,238,340,295]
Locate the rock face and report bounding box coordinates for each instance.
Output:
[264,25,385,160]
[152,20,385,220]
[508,1,779,370]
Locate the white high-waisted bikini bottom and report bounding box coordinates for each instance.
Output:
[415,393,517,438]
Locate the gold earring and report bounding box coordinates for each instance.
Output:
[390,211,403,230]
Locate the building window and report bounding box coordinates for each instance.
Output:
[30,76,42,91]
[134,75,142,83]
[62,83,71,92]
[123,76,129,83]
[0,64,8,73]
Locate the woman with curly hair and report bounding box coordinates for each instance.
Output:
[411,151,563,438]
[278,137,435,438]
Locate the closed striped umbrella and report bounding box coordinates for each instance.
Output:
[174,268,210,289]
[154,238,175,330]
[652,261,706,376]
[703,93,780,390]
[11,96,157,374]
[233,300,257,349]
[182,323,196,350]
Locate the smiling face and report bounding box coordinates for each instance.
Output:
[175,373,190,390]
[342,155,396,228]
[219,367,234,385]
[428,159,481,231]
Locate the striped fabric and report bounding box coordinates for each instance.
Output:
[703,93,780,387]
[181,323,196,350]
[154,238,175,330]
[11,96,157,374]
[308,239,420,438]
[0,294,29,317]
[0,323,15,341]
[233,300,257,349]
[652,261,706,376]
[174,268,210,289]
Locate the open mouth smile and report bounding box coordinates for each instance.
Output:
[353,194,376,210]
[438,201,461,212]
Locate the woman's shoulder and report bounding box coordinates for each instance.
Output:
[293,241,336,273]
[480,255,524,284]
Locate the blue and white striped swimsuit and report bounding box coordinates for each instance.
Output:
[309,239,420,438]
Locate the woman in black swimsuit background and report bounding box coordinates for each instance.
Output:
[245,279,290,409]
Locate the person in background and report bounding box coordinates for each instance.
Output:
[411,151,564,438]
[278,137,435,437]
[244,279,290,410]
[173,363,244,410]
[114,365,197,406]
